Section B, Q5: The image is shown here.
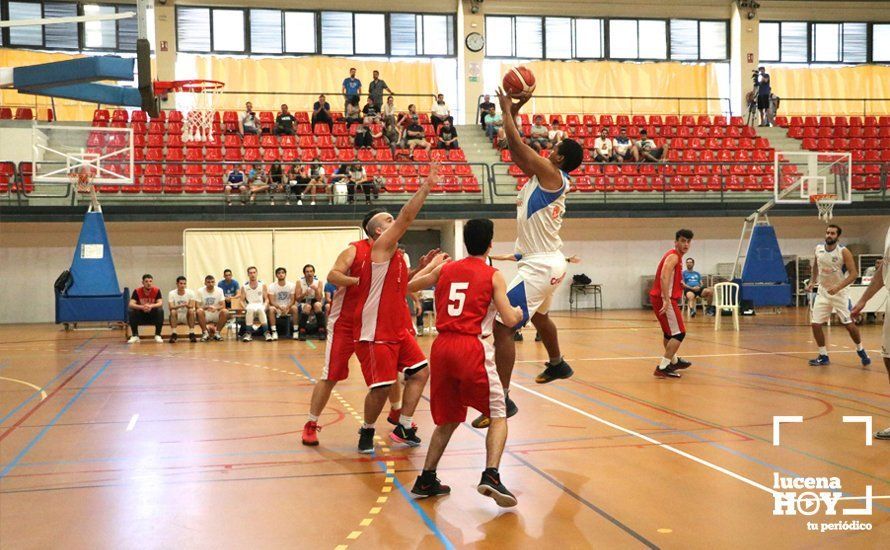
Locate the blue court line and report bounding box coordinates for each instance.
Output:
[74,335,96,352]
[289,355,315,382]
[0,359,81,427]
[0,360,111,480]
[381,462,456,550]
[0,363,7,373]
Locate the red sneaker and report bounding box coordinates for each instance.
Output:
[302,420,320,446]
[387,408,402,426]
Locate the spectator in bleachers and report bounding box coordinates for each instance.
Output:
[593,128,614,162]
[312,95,333,132]
[431,94,454,131]
[479,94,495,128]
[756,67,771,127]
[241,101,259,135]
[549,121,567,148]
[484,106,502,140]
[382,118,401,152]
[127,274,164,344]
[767,93,781,128]
[682,258,713,317]
[270,163,285,198]
[248,164,273,205]
[405,115,431,154]
[437,120,459,150]
[218,268,240,309]
[275,104,296,136]
[362,96,380,124]
[368,70,393,109]
[528,115,551,152]
[267,267,297,341]
[296,264,326,341]
[330,163,352,203]
[345,98,363,125]
[342,67,362,113]
[224,165,248,206]
[350,162,378,204]
[286,163,310,206]
[304,164,328,206]
[381,95,397,125]
[636,129,668,163]
[167,275,196,343]
[397,104,417,131]
[354,123,375,148]
[613,127,639,163]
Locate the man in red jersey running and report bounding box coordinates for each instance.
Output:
[352,165,443,453]
[649,229,695,379]
[407,218,523,507]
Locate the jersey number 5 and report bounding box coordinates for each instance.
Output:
[447,282,469,316]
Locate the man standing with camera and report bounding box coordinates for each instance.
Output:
[756,67,772,127]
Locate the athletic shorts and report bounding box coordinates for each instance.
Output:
[204,310,220,324]
[269,303,292,314]
[651,296,685,338]
[883,302,890,359]
[429,333,505,425]
[687,288,704,297]
[500,251,567,328]
[170,308,191,323]
[811,290,853,325]
[757,95,770,110]
[323,325,354,382]
[355,336,427,389]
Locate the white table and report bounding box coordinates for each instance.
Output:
[848,284,889,314]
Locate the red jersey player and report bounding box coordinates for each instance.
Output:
[352,165,441,453]
[649,229,695,379]
[407,219,523,507]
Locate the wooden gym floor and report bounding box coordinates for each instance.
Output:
[1,308,887,549]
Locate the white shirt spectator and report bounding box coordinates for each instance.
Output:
[269,280,296,308]
[168,288,195,308]
[613,136,634,156]
[636,137,657,152]
[197,286,224,309]
[432,102,450,118]
[349,166,367,181]
[594,136,613,157]
[242,110,258,132]
[548,128,566,143]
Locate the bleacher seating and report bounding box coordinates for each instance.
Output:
[777,115,890,191]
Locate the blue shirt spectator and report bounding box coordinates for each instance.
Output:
[218,274,240,299]
[682,269,702,288]
[323,282,337,302]
[342,68,362,101]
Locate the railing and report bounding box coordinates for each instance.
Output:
[774,98,890,117]
[474,94,733,128]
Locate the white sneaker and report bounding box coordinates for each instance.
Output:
[310,200,316,206]
[154,335,164,343]
[297,199,303,205]
[127,336,140,344]
[876,427,890,440]
[213,333,223,341]
[264,332,273,341]
[293,332,300,340]
[271,331,279,341]
[242,333,252,342]
[200,333,210,342]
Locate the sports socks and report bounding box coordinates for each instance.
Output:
[307,413,319,422]
[658,357,672,370]
[818,346,828,356]
[362,423,374,430]
[549,355,562,365]
[390,401,402,411]
[670,355,678,364]
[399,415,413,429]
[856,343,864,351]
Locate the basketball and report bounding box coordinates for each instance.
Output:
[502,66,536,97]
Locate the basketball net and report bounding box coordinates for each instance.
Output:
[183,85,221,142]
[68,165,101,213]
[810,193,837,222]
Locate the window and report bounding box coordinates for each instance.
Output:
[812,23,840,62]
[320,12,353,54]
[45,2,78,50]
[390,13,416,56]
[9,2,43,47]
[841,23,867,63]
[177,7,211,52]
[485,16,513,57]
[250,9,283,54]
[515,17,542,58]
[545,17,572,59]
[639,20,667,59]
[760,21,808,63]
[670,19,727,61]
[760,22,780,61]
[420,14,453,56]
[575,18,603,58]
[117,6,138,51]
[84,4,117,49]
[609,20,638,59]
[670,20,698,61]
[284,12,316,53]
[875,24,890,62]
[699,21,727,60]
[354,13,385,55]
[212,9,245,52]
[609,19,668,59]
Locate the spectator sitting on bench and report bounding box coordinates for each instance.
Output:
[196,274,227,341]
[128,274,164,344]
[527,115,551,152]
[167,275,197,343]
[613,127,639,163]
[593,128,614,162]
[323,281,337,317]
[636,129,668,163]
[248,164,273,205]
[224,165,248,207]
[240,266,271,342]
[682,258,713,317]
[296,264,326,341]
[218,268,240,309]
[311,94,334,132]
[267,267,298,341]
[275,104,296,135]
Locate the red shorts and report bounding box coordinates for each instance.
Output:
[322,325,354,382]
[355,335,427,388]
[651,296,685,338]
[429,333,506,425]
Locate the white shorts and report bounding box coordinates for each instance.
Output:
[170,308,192,323]
[883,302,890,358]
[269,303,292,314]
[811,290,853,325]
[204,311,220,324]
[500,251,567,328]
[245,303,268,325]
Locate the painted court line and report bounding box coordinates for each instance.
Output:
[126,414,139,432]
[0,359,80,427]
[516,349,869,364]
[0,377,48,400]
[511,382,780,497]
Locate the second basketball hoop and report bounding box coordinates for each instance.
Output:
[154,79,224,142]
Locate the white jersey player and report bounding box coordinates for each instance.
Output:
[805,224,870,367]
[167,276,196,343]
[851,224,890,439]
[196,275,227,341]
[267,267,297,341]
[240,266,271,342]
[472,87,584,429]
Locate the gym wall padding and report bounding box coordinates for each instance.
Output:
[182,227,363,291]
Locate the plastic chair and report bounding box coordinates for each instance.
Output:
[714,282,740,331]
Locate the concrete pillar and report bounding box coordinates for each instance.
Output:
[460,1,485,127]
[730,2,760,116]
[153,1,177,107]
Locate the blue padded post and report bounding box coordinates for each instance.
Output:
[67,212,121,297]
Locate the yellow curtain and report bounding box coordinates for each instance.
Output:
[497,60,722,115]
[766,65,890,116]
[185,55,438,113]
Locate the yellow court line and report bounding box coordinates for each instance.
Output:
[0,376,48,400]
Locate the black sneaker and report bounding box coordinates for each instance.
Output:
[472,396,518,429]
[410,474,451,498]
[477,470,517,507]
[535,359,574,384]
[358,427,375,454]
[390,424,421,447]
[653,365,682,378]
[188,333,197,343]
[674,357,692,370]
[169,333,178,344]
[690,309,696,318]
[534,332,542,342]
[506,396,518,418]
[513,331,524,342]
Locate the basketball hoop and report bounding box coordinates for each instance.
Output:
[154,79,224,142]
[810,193,837,221]
[68,164,102,212]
